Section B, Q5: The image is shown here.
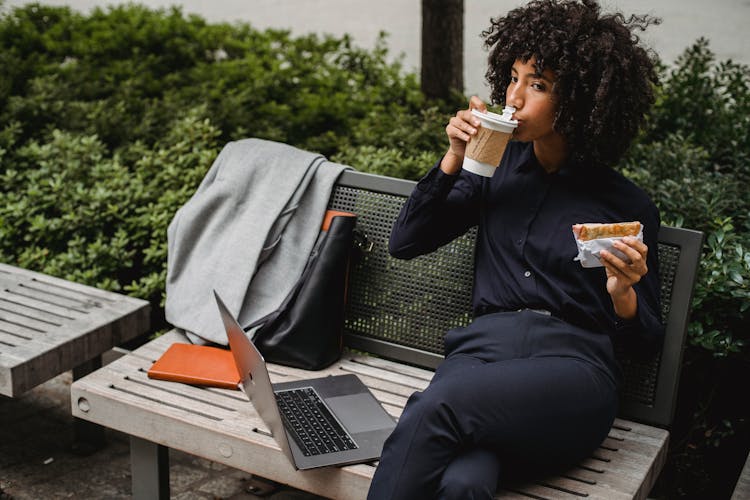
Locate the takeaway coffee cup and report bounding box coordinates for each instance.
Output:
[462,106,518,177]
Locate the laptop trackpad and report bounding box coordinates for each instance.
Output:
[325,394,392,433]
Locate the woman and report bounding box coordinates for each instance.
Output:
[367,1,663,498]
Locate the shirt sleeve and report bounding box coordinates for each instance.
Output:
[389,160,483,259]
[613,202,665,349]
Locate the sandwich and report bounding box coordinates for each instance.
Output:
[575,221,641,241]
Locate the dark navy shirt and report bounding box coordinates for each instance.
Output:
[389,141,664,344]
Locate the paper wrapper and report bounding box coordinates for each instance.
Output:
[572,225,644,268]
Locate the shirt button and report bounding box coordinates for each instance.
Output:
[524,270,531,278]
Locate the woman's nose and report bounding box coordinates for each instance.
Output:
[506,86,522,109]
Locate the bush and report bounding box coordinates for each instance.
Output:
[622,40,750,360]
[0,108,221,308]
[0,3,447,158]
[645,39,750,184]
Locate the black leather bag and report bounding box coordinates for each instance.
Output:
[244,213,357,370]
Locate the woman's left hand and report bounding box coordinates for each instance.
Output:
[600,237,648,299]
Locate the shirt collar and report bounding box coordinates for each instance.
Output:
[512,141,582,179]
[512,142,536,173]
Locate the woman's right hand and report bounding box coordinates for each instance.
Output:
[440,96,488,175]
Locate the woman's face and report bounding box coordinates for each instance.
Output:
[505,58,562,146]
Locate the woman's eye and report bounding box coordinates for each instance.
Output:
[510,76,519,83]
[532,82,546,91]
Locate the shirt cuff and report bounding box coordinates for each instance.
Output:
[614,315,642,332]
[613,291,664,345]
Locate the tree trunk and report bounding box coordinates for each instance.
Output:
[421,0,464,101]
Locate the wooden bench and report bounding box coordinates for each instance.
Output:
[70,170,704,499]
[0,263,150,444]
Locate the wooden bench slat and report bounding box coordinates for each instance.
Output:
[0,291,88,321]
[338,358,431,391]
[559,465,640,494]
[576,454,660,482]
[607,425,666,446]
[97,352,250,420]
[0,334,66,362]
[0,305,144,345]
[344,353,438,380]
[498,482,595,499]
[600,435,661,456]
[494,491,546,500]
[0,263,121,300]
[612,418,669,439]
[0,304,72,330]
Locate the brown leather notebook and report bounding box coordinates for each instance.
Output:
[147,343,241,389]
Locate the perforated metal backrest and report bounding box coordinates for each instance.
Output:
[328,171,474,368]
[617,226,704,427]
[329,170,703,428]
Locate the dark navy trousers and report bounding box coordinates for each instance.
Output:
[367,310,619,500]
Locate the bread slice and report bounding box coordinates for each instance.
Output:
[577,221,641,241]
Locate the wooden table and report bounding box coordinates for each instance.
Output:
[0,263,150,446]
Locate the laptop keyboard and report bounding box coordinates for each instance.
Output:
[275,387,358,456]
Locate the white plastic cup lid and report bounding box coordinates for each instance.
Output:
[471,107,518,132]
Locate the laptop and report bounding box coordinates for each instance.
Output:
[214,290,396,470]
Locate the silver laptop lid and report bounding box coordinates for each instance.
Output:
[213,290,296,465]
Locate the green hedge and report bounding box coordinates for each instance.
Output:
[0,2,454,308]
[0,4,747,498]
[623,40,749,362]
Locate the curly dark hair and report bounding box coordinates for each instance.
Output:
[483,0,660,167]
